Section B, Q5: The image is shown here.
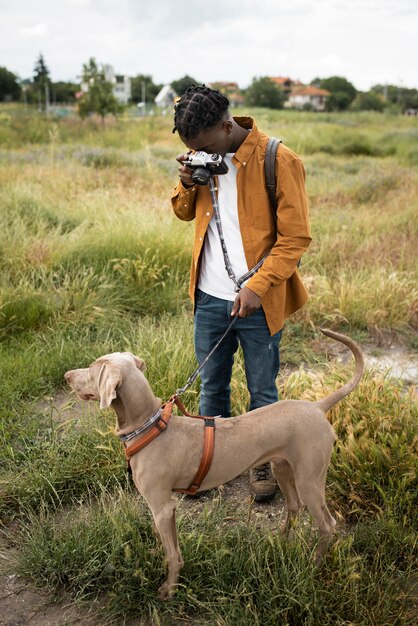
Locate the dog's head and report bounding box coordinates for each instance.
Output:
[65,352,146,409]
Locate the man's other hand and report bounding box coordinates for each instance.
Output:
[176,153,194,187]
[231,286,261,318]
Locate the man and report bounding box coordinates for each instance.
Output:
[171,85,311,502]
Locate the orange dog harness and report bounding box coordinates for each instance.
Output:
[123,395,216,496]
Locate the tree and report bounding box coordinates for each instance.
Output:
[244,77,285,109]
[33,53,51,111]
[171,75,200,97]
[78,58,122,123]
[371,83,418,112]
[131,74,162,104]
[0,66,21,101]
[313,76,357,111]
[49,81,79,104]
[33,53,50,85]
[397,88,418,111]
[351,91,385,112]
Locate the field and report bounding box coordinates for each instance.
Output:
[0,106,417,625]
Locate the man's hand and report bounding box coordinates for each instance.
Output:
[176,153,194,187]
[231,286,261,318]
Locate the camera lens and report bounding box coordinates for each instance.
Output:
[192,167,211,185]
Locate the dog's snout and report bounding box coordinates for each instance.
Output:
[64,371,72,383]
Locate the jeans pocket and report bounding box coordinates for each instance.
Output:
[195,289,210,305]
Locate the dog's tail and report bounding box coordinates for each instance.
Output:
[315,328,364,413]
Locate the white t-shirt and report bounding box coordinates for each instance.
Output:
[198,153,249,301]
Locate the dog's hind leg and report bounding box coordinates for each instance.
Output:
[295,477,336,563]
[144,491,184,600]
[271,459,302,532]
[152,520,161,544]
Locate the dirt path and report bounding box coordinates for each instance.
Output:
[0,541,95,626]
[0,476,287,626]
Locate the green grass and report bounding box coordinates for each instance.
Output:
[1,106,418,165]
[14,490,416,625]
[0,106,417,623]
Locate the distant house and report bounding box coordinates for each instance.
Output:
[270,76,304,95]
[287,86,330,111]
[155,84,178,109]
[208,82,244,107]
[80,64,131,104]
[103,65,131,104]
[228,91,245,107]
[209,81,239,92]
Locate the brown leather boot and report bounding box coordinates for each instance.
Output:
[249,463,277,502]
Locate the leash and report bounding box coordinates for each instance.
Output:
[175,310,240,396]
[122,302,240,494]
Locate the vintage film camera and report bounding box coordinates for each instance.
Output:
[184,151,229,185]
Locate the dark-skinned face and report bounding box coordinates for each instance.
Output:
[180,118,234,157]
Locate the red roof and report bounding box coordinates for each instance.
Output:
[290,86,330,97]
[270,76,292,85]
[208,81,239,90]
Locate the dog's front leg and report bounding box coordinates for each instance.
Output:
[146,492,184,600]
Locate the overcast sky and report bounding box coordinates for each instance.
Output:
[1,0,417,91]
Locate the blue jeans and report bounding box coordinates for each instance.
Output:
[194,289,282,417]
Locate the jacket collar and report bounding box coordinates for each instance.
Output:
[232,117,260,166]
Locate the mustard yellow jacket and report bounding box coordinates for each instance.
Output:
[171,117,311,335]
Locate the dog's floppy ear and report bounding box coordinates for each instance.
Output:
[97,362,121,409]
[133,355,146,372]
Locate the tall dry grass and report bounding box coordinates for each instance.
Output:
[0,106,417,624]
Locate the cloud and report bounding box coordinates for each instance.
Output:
[319,54,342,74]
[0,0,417,89]
[20,22,49,37]
[125,0,317,37]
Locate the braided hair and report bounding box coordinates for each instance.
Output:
[172,85,230,140]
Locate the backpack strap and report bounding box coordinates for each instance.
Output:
[265,137,301,268]
[265,137,282,216]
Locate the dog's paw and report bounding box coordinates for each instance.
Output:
[157,581,176,601]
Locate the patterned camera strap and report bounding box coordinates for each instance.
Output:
[208,176,270,293]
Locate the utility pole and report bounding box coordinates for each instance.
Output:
[21,85,28,109]
[45,82,50,115]
[142,81,146,116]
